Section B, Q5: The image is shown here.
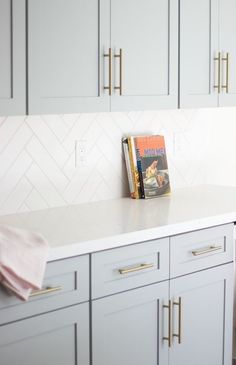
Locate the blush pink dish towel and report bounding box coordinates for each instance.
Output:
[0,224,49,301]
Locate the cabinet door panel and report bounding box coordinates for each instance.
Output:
[170,264,233,365]
[0,303,89,365]
[0,0,26,115]
[219,0,236,106]
[28,0,109,114]
[110,0,178,111]
[179,0,219,108]
[92,282,169,365]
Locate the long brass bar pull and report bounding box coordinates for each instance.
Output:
[173,297,182,344]
[104,48,112,95]
[163,300,172,348]
[30,286,62,298]
[192,245,222,256]
[114,48,123,95]
[222,53,229,93]
[214,52,221,93]
[118,263,154,275]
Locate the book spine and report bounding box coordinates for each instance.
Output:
[135,145,145,199]
[122,138,135,198]
[128,137,140,199]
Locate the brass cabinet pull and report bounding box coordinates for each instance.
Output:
[214,52,221,93]
[104,48,112,95]
[163,300,172,348]
[30,286,62,298]
[222,53,229,93]
[114,48,123,95]
[173,297,182,344]
[118,263,154,275]
[191,245,222,256]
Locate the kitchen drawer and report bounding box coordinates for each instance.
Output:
[91,238,169,299]
[170,224,234,278]
[0,254,89,325]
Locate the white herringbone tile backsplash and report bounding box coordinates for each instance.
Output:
[0,107,235,216]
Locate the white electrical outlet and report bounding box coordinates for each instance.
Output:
[75,139,87,167]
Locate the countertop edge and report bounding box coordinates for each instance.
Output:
[48,212,236,261]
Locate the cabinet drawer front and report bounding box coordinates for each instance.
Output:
[91,238,169,299]
[0,254,89,325]
[170,224,234,278]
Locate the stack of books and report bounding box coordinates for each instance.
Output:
[122,135,171,199]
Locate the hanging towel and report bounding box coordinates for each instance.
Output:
[0,224,49,301]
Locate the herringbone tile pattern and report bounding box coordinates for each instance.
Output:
[0,109,209,215]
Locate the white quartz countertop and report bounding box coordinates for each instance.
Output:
[0,185,236,261]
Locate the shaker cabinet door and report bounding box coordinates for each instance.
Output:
[219,0,236,106]
[0,303,90,365]
[0,0,26,116]
[92,281,169,365]
[179,0,219,108]
[110,0,178,111]
[169,264,233,365]
[27,0,110,114]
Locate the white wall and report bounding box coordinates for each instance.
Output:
[0,107,234,216]
[206,107,236,186]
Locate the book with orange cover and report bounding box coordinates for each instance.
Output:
[133,135,171,198]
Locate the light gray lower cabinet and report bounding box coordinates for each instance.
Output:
[0,225,234,365]
[0,302,90,365]
[92,224,234,365]
[0,0,26,116]
[170,263,234,365]
[92,263,234,365]
[92,281,169,365]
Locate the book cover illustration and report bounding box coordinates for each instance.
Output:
[134,135,171,198]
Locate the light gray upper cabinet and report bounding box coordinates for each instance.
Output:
[27,0,110,114]
[180,0,236,108]
[92,281,169,365]
[3,1,236,115]
[218,0,236,106]
[110,0,178,111]
[0,0,26,116]
[27,0,178,114]
[179,0,219,108]
[170,264,233,365]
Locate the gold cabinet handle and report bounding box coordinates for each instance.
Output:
[173,297,182,344]
[222,53,229,93]
[214,52,221,93]
[114,48,123,95]
[29,286,62,298]
[191,245,222,256]
[104,48,112,95]
[163,300,172,348]
[118,263,154,275]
